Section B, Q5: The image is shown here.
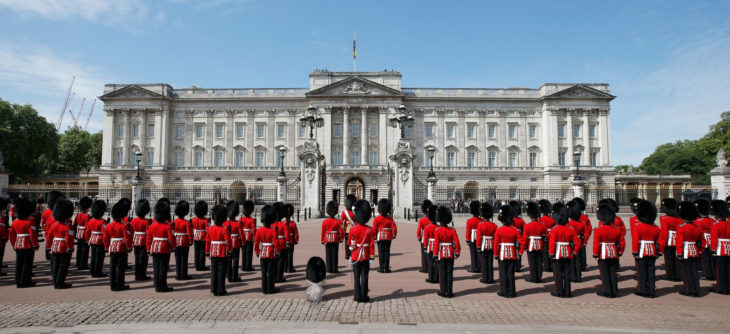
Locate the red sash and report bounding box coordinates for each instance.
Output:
[480,236,493,251]
[438,243,454,260]
[499,243,517,260]
[682,241,699,258]
[193,229,206,241]
[555,242,571,259]
[89,231,103,245]
[75,226,86,240]
[51,238,67,253]
[109,238,125,253]
[13,234,31,249]
[150,237,168,254]
[639,240,657,258]
[325,230,339,243]
[377,228,393,241]
[210,241,227,257]
[667,230,677,247]
[259,242,275,259]
[174,232,190,247]
[132,232,146,247]
[600,242,618,259]
[528,236,542,252]
[242,228,254,242]
[718,238,730,256]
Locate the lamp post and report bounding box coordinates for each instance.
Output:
[301,105,324,139]
[389,104,415,140]
[573,150,582,181]
[278,147,287,177]
[427,147,436,178]
[134,151,143,181]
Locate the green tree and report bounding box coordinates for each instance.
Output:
[55,127,93,173]
[0,99,59,183]
[86,131,103,172]
[695,111,730,160]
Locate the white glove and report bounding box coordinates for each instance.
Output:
[369,259,373,265]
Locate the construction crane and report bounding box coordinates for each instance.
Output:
[83,99,97,131]
[55,76,75,131]
[72,97,86,128]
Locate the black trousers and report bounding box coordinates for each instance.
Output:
[0,240,5,270]
[174,246,190,280]
[598,258,619,296]
[543,247,553,272]
[716,256,729,293]
[276,248,288,281]
[664,246,681,280]
[227,247,241,281]
[352,261,370,301]
[152,253,170,291]
[636,256,657,296]
[570,255,582,282]
[45,247,50,260]
[427,251,438,282]
[260,258,276,293]
[75,239,89,269]
[51,252,70,288]
[194,241,207,271]
[377,240,392,271]
[701,248,715,280]
[680,258,700,295]
[286,244,295,272]
[133,246,148,280]
[210,256,227,295]
[420,244,427,272]
[344,234,351,258]
[579,246,587,271]
[468,242,480,272]
[324,243,339,273]
[498,259,517,296]
[89,244,105,277]
[553,259,572,297]
[109,252,128,290]
[15,249,34,287]
[438,258,455,295]
[479,250,494,282]
[242,241,254,271]
[527,250,544,281]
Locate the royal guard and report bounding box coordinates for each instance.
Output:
[42,191,63,260]
[272,202,292,283]
[192,200,210,272]
[48,198,75,289]
[206,205,232,296]
[494,205,520,298]
[341,195,357,260]
[573,197,592,271]
[373,199,397,273]
[476,202,497,284]
[416,200,433,273]
[172,200,193,280]
[632,200,661,298]
[130,199,152,281]
[434,206,460,298]
[592,203,624,298]
[9,198,39,287]
[224,201,243,282]
[147,199,176,292]
[538,200,555,272]
[321,201,344,273]
[73,197,92,270]
[239,200,256,272]
[694,199,716,281]
[520,202,546,283]
[509,200,525,270]
[348,199,375,303]
[0,198,9,276]
[284,204,299,273]
[628,198,642,234]
[676,201,702,297]
[659,198,683,281]
[465,200,483,273]
[567,200,587,282]
[423,205,440,284]
[86,200,108,278]
[255,204,283,294]
[103,202,133,291]
[549,203,581,298]
[710,200,730,294]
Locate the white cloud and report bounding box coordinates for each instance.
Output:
[0,0,163,26]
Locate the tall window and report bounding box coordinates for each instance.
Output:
[467,124,475,138]
[351,151,360,165]
[255,151,264,167]
[425,124,434,138]
[529,152,537,167]
[235,151,244,166]
[447,124,455,138]
[116,125,124,138]
[333,124,342,137]
[116,151,123,165]
[298,124,305,138]
[558,152,566,166]
[488,152,496,167]
[573,124,581,138]
[176,125,184,139]
[589,124,597,138]
[254,124,264,138]
[590,152,598,166]
[214,151,223,167]
[508,124,517,139]
[405,125,413,138]
[148,124,154,137]
[467,152,475,167]
[370,124,377,137]
[509,152,517,167]
[236,124,245,138]
[275,124,284,138]
[215,124,224,138]
[426,153,432,167]
[175,152,183,167]
[333,152,342,165]
[529,124,536,139]
[488,124,496,138]
[369,151,378,165]
[447,152,455,167]
[276,152,284,167]
[194,152,203,167]
[351,123,359,137]
[558,124,566,138]
[147,151,154,165]
[132,124,139,138]
[195,124,203,139]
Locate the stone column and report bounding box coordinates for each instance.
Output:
[131,177,144,215]
[277,174,288,203]
[390,142,415,219]
[343,107,350,165]
[567,111,574,167]
[711,150,730,200]
[299,140,323,215]
[361,109,368,165]
[427,175,438,202]
[378,107,388,166]
[123,110,131,166]
[572,178,586,199]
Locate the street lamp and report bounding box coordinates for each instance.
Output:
[301,105,324,139]
[389,104,415,140]
[427,147,436,178]
[134,151,143,180]
[573,150,582,181]
[278,147,287,177]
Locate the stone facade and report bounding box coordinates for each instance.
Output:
[99,70,615,204]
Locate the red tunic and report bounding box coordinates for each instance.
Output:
[172,218,194,247]
[206,225,232,258]
[695,217,716,249]
[659,215,682,251]
[520,220,547,254]
[347,224,375,262]
[47,221,75,253]
[569,219,587,245]
[465,216,483,243]
[223,219,243,249]
[340,210,356,234]
[146,220,176,254]
[85,218,106,246]
[423,223,440,253]
[539,215,556,238]
[632,222,661,258]
[592,224,624,259]
[434,226,461,260]
[192,217,211,242]
[580,214,593,241]
[287,220,299,244]
[676,222,702,259]
[103,220,133,253]
[475,220,498,251]
[73,212,90,241]
[239,216,256,243]
[254,226,282,259]
[711,220,730,256]
[614,216,627,241]
[9,219,39,249]
[41,208,54,232]
[494,225,521,260]
[129,217,151,247]
[417,216,431,244]
[549,225,581,259]
[373,215,398,241]
[321,218,344,244]
[513,217,526,233]
[273,220,291,248]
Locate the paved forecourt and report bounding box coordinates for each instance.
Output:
[0,214,727,332]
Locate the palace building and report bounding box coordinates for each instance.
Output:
[99,70,615,205]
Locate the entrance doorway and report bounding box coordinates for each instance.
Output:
[344,177,365,200]
[370,189,378,204]
[230,181,247,203]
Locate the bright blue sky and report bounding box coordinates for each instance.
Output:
[1,0,729,166]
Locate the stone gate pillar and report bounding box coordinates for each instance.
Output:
[427,175,438,203]
[298,140,324,215]
[572,178,586,200]
[390,141,415,219]
[711,149,730,200]
[131,177,144,215]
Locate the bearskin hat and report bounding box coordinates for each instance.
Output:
[726,195,730,203]
[567,200,582,221]
[711,200,730,220]
[353,199,372,225]
[572,197,586,212]
[636,200,657,224]
[421,199,433,215]
[552,203,569,225]
[135,199,150,218]
[0,197,6,211]
[481,202,494,220]
[660,198,679,217]
[596,203,616,224]
[284,203,294,220]
[118,198,132,213]
[15,198,35,220]
[158,197,171,206]
[111,201,128,222]
[46,190,63,211]
[175,200,189,219]
[154,199,171,222]
[345,195,357,211]
[211,205,227,226]
[629,198,641,214]
[427,205,438,224]
[91,200,107,219]
[52,198,74,222]
[227,200,240,220]
[276,202,289,221]
[242,200,254,217]
[79,196,93,211]
[194,200,209,218]
[678,201,699,222]
[326,201,338,218]
[36,197,44,205]
[306,256,327,284]
[538,199,552,216]
[260,205,276,227]
[436,206,452,226]
[377,198,392,216]
[694,198,710,216]
[508,200,522,217]
[272,202,283,221]
[525,201,540,220]
[470,200,481,217]
[498,205,514,225]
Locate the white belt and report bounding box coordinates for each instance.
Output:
[53,237,65,241]
[134,232,146,235]
[382,228,392,231]
[639,240,655,258]
[277,235,286,238]
[528,236,542,252]
[174,232,188,236]
[439,242,453,246]
[0,223,6,227]
[231,234,240,237]
[211,241,226,245]
[555,242,570,259]
[194,229,205,232]
[111,238,124,241]
[261,242,273,246]
[152,237,168,241]
[76,226,85,229]
[600,242,617,259]
[17,233,30,237]
[683,241,698,259]
[242,229,252,232]
[91,231,102,235]
[327,231,339,234]
[480,236,493,251]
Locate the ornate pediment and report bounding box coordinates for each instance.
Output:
[100,85,165,100]
[306,77,404,97]
[542,85,615,100]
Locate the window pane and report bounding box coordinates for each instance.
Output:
[256,152,264,166]
[467,124,475,138]
[147,151,154,165]
[509,152,516,167]
[352,151,360,165]
[370,124,377,137]
[589,124,597,138]
[369,151,377,165]
[508,124,517,139]
[236,124,244,138]
[195,152,203,167]
[405,125,412,138]
[529,125,536,138]
[257,125,265,138]
[215,152,223,166]
[573,125,580,138]
[116,151,123,165]
[488,124,496,138]
[334,124,342,137]
[132,124,139,138]
[117,125,124,137]
[529,152,537,167]
[447,124,455,138]
[333,152,342,165]
[426,125,434,138]
[195,125,203,138]
[352,123,359,137]
[277,124,285,138]
[467,152,475,167]
[176,125,183,139]
[216,124,224,138]
[447,152,454,167]
[558,152,565,166]
[235,152,243,166]
[558,124,565,138]
[298,124,305,138]
[175,152,183,166]
[488,152,496,167]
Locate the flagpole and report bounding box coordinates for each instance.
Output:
[353,32,357,73]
